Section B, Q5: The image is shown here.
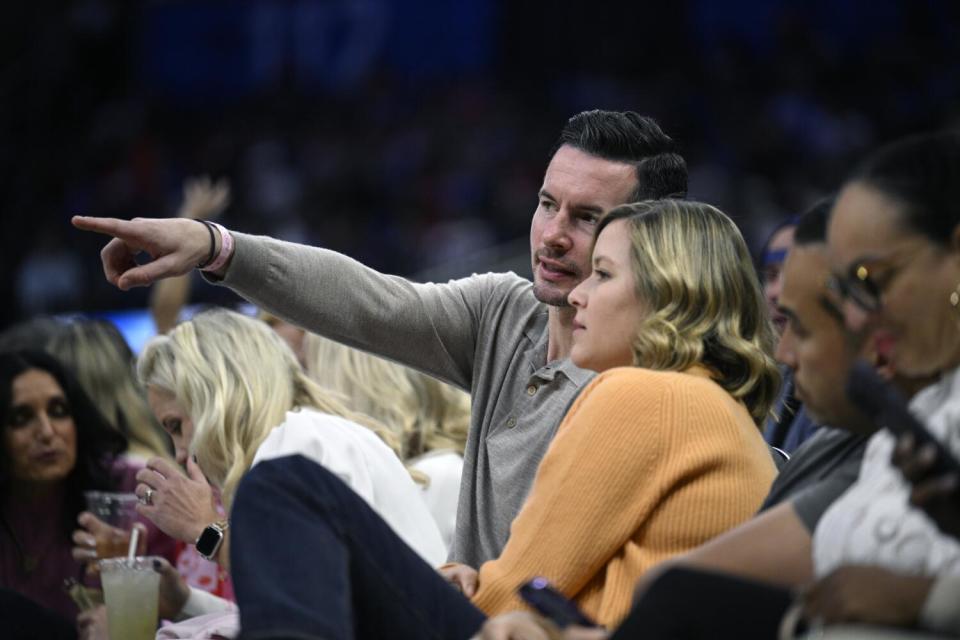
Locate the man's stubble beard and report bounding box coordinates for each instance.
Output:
[532,282,574,308]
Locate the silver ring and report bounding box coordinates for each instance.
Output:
[144,487,154,506]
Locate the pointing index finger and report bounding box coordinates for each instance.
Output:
[72,215,137,239]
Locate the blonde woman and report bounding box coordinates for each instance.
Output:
[303,332,470,549]
[260,310,308,366]
[227,199,780,639]
[46,318,171,461]
[130,309,445,621]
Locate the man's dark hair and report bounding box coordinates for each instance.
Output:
[793,197,835,247]
[553,110,688,201]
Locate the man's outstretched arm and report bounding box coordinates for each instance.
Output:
[73,216,509,390]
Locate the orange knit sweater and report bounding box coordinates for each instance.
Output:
[470,365,776,628]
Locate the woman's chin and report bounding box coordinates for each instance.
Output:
[571,347,633,374]
[892,349,957,381]
[570,350,595,373]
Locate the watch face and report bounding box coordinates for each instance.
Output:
[196,526,223,557]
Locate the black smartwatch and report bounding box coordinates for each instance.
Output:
[195,520,229,561]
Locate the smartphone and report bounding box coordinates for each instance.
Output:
[518,577,597,629]
[847,359,960,478]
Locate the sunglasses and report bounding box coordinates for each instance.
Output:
[827,268,877,313]
[828,254,909,313]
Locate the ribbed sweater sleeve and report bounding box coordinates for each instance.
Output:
[471,366,776,627]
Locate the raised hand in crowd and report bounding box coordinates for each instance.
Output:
[151,176,232,334]
[178,176,231,221]
[892,433,960,539]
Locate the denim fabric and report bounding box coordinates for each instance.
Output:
[231,455,487,640]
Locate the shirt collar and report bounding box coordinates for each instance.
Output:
[539,357,595,388]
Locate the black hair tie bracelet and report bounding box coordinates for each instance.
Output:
[195,219,217,269]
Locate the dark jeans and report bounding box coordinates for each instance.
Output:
[231,454,487,640]
[610,567,794,640]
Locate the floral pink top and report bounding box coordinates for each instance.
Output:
[175,542,234,600]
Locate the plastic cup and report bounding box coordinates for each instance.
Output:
[84,491,139,558]
[99,556,160,640]
[84,491,138,527]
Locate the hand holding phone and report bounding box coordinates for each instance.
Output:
[518,577,597,629]
[847,359,960,479]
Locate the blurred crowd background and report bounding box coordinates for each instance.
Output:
[2,0,958,332]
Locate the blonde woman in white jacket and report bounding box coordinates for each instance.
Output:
[131,308,445,624]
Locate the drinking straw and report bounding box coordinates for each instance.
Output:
[127,526,140,563]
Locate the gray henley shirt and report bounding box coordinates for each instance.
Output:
[212,232,595,566]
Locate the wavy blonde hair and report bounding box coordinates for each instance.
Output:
[137,309,403,507]
[47,319,172,460]
[597,200,781,426]
[303,334,470,459]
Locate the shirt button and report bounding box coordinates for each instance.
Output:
[506,417,517,428]
[526,385,537,396]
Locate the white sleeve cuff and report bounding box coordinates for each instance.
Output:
[176,587,237,621]
[919,573,960,635]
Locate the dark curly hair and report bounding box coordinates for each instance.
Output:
[0,350,127,538]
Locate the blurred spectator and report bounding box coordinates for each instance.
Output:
[0,318,64,354]
[46,319,172,462]
[303,332,470,550]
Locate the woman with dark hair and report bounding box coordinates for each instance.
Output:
[0,350,172,624]
[47,318,172,462]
